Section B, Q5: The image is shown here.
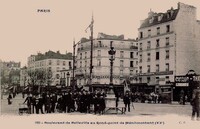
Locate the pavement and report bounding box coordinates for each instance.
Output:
[0,94,192,117]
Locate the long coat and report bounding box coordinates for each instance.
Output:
[191,97,200,111]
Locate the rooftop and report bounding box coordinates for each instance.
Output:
[33,50,72,61]
[80,32,136,43]
[139,8,179,29]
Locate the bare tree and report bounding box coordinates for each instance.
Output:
[27,68,53,93]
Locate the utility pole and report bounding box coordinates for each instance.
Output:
[72,39,81,91]
[89,14,94,92]
[72,40,75,91]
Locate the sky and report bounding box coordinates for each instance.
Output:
[0,0,200,66]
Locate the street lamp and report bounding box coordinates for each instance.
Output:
[104,41,117,114]
[108,41,116,88]
[67,72,70,87]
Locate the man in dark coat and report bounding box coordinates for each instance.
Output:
[45,94,51,113]
[7,93,12,105]
[99,95,106,114]
[191,92,200,120]
[86,91,93,113]
[31,95,36,114]
[80,91,87,113]
[65,92,72,113]
[35,94,44,114]
[50,93,57,113]
[23,94,32,114]
[123,92,131,112]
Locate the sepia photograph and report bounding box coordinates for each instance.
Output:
[0,0,200,129]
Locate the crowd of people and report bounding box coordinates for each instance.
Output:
[7,89,172,115]
[22,90,112,115]
[6,88,200,120]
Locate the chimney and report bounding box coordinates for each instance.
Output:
[148,9,154,18]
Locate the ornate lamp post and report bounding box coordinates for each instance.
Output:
[104,41,117,114]
[108,41,116,88]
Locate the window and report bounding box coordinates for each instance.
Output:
[120,51,124,58]
[57,60,60,65]
[139,66,142,73]
[97,50,101,57]
[80,61,82,68]
[130,52,134,58]
[147,65,150,73]
[147,77,150,83]
[156,52,159,60]
[148,29,151,37]
[139,77,142,83]
[98,41,102,47]
[56,74,60,79]
[63,61,66,66]
[85,52,87,59]
[136,70,138,74]
[80,53,82,59]
[130,61,134,67]
[140,32,143,38]
[81,44,83,50]
[158,15,163,21]
[157,27,160,35]
[156,77,159,84]
[166,50,169,59]
[139,54,142,62]
[85,60,87,67]
[147,53,151,62]
[166,37,169,46]
[56,67,60,72]
[166,63,169,71]
[97,59,101,66]
[166,25,170,33]
[130,70,133,76]
[136,61,138,65]
[48,67,51,72]
[166,76,170,83]
[69,61,72,69]
[147,41,151,49]
[120,60,124,67]
[48,60,52,65]
[140,43,142,50]
[156,64,159,72]
[156,39,160,48]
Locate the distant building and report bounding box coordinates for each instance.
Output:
[20,66,28,87]
[27,50,72,86]
[1,61,21,85]
[137,3,200,94]
[76,33,138,90]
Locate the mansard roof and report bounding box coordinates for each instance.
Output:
[139,9,179,29]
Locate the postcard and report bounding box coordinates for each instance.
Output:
[0,0,200,129]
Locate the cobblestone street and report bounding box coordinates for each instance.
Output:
[1,94,192,117]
